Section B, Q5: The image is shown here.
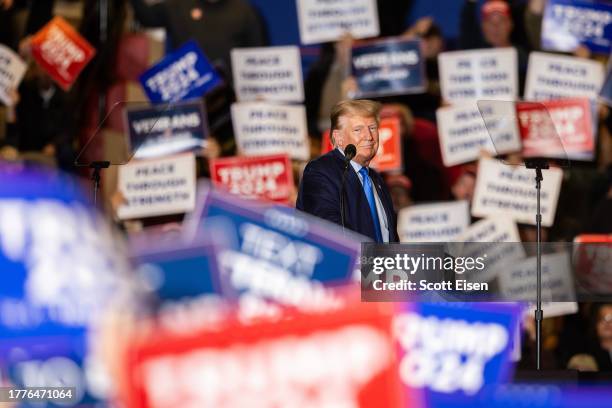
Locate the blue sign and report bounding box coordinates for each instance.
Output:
[186,183,361,306]
[125,99,209,159]
[140,40,221,103]
[0,164,132,406]
[131,239,222,304]
[542,0,612,55]
[395,302,521,408]
[351,39,426,98]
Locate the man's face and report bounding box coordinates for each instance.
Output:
[482,13,513,47]
[335,114,379,166]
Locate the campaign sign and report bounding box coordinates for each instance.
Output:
[351,38,425,98]
[0,164,131,341]
[296,0,380,45]
[30,17,96,90]
[0,164,132,405]
[185,183,361,308]
[395,302,521,407]
[210,154,294,204]
[125,99,208,159]
[438,48,518,104]
[122,299,402,408]
[471,157,563,227]
[231,46,304,103]
[140,40,221,103]
[231,102,310,161]
[573,234,612,297]
[117,153,196,219]
[451,217,525,284]
[517,98,595,160]
[437,103,521,167]
[0,44,26,106]
[369,116,403,172]
[542,0,612,55]
[498,252,578,316]
[600,66,612,106]
[398,200,470,243]
[525,52,605,100]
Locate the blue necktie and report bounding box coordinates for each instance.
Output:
[359,167,383,243]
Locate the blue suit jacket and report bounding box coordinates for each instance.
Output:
[296,149,399,242]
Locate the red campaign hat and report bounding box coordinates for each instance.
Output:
[481,0,511,19]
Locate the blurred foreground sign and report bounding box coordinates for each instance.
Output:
[30,17,96,90]
[395,302,520,407]
[185,183,361,309]
[123,301,403,408]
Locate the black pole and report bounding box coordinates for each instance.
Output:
[340,161,350,232]
[526,159,548,370]
[98,0,108,129]
[90,161,110,205]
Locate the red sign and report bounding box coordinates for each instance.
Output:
[320,117,403,172]
[209,154,294,204]
[121,300,406,408]
[31,17,96,90]
[516,98,594,161]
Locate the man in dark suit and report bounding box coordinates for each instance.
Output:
[297,99,398,242]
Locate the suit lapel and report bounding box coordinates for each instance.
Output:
[369,168,397,241]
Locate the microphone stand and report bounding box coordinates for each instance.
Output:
[525,158,548,371]
[90,161,110,206]
[340,158,350,232]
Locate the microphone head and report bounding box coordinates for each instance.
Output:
[345,144,357,161]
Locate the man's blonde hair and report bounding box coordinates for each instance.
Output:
[330,99,382,145]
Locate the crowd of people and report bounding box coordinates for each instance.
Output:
[1,0,612,378]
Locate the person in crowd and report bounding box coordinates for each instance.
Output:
[3,64,72,169]
[129,0,267,79]
[384,173,412,212]
[297,99,398,242]
[586,303,612,371]
[458,0,529,92]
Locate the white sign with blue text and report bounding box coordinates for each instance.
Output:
[296,0,380,45]
[231,46,304,103]
[0,44,26,106]
[117,153,196,219]
[525,52,605,100]
[437,103,521,166]
[398,201,470,243]
[438,48,518,104]
[231,102,310,161]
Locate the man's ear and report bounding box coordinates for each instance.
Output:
[332,129,343,147]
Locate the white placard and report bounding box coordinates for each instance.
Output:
[117,153,196,219]
[436,102,521,166]
[438,48,518,104]
[231,102,310,161]
[296,0,380,45]
[231,46,304,103]
[398,201,470,243]
[525,52,605,100]
[451,217,526,283]
[471,157,563,227]
[0,44,27,106]
[498,252,578,317]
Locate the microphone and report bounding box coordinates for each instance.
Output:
[340,144,356,233]
[344,144,357,167]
